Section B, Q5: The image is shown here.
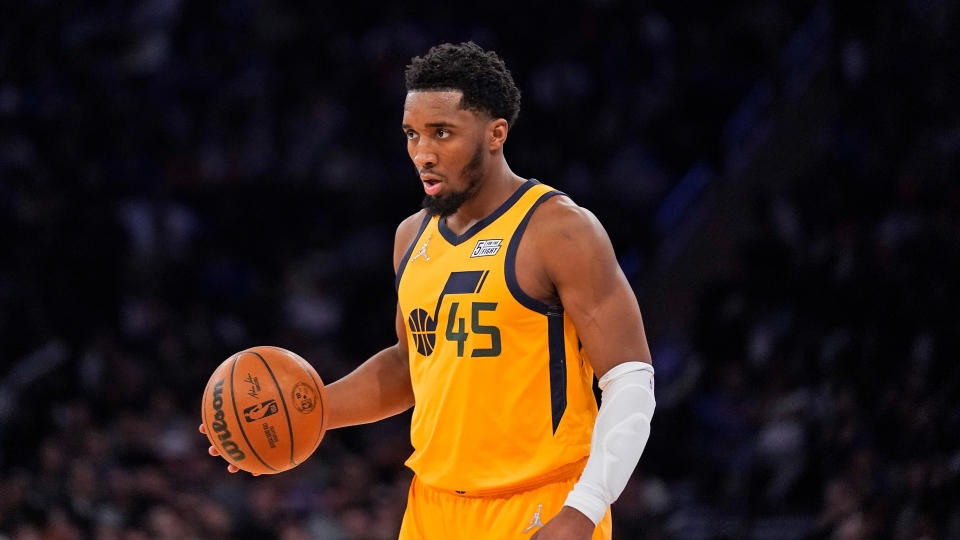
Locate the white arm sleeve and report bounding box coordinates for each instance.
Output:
[563,361,656,525]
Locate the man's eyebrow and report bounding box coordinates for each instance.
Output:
[401,122,456,129]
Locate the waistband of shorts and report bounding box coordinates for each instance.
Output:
[419,457,588,498]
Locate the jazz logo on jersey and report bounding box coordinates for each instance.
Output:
[471,239,502,257]
[408,270,500,358]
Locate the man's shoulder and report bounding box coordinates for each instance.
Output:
[397,209,429,239]
[527,193,602,241]
[393,209,430,268]
[524,193,614,282]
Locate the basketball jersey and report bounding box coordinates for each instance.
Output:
[396,179,599,495]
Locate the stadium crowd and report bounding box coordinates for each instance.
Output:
[1,1,957,538]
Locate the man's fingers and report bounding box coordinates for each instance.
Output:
[202,426,258,477]
[202,424,257,476]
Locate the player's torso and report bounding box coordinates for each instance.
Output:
[396,180,598,494]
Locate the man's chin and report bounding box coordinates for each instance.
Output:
[421,148,483,217]
[422,192,468,217]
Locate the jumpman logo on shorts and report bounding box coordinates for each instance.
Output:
[411,234,432,262]
[523,504,544,532]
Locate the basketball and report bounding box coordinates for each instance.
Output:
[201,346,327,475]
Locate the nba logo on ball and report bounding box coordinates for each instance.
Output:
[291,382,316,414]
[243,400,279,422]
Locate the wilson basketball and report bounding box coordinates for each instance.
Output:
[201,346,327,475]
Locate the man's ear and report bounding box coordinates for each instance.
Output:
[488,118,509,151]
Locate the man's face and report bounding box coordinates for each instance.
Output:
[402,91,488,216]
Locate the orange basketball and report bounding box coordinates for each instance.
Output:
[201,346,327,475]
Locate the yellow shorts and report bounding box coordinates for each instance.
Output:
[398,474,613,540]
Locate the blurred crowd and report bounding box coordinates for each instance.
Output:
[1,0,958,539]
[643,2,960,537]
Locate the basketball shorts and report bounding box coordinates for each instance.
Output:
[398,472,613,539]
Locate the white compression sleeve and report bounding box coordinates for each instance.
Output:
[563,361,656,525]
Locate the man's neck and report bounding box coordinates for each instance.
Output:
[444,163,525,235]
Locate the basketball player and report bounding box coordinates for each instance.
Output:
[204,42,655,539]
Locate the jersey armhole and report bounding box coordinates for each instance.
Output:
[395,214,432,290]
[503,190,564,315]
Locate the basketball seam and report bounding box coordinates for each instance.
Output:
[231,354,280,472]
[252,350,297,467]
[275,346,326,456]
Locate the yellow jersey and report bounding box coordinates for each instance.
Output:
[396,180,598,495]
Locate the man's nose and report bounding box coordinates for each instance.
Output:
[412,141,437,169]
[413,152,437,170]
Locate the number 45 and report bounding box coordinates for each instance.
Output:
[445,302,501,357]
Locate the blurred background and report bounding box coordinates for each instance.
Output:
[1,0,958,538]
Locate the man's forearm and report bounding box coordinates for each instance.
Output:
[564,362,656,524]
[325,344,415,429]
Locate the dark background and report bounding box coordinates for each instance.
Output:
[1,1,958,538]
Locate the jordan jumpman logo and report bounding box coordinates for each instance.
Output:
[411,234,432,262]
[523,504,544,533]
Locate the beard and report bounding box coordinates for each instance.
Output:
[421,144,484,217]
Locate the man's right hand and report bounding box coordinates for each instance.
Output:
[198,423,260,476]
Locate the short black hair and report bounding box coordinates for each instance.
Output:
[405,42,521,127]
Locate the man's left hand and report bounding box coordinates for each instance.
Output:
[530,506,595,539]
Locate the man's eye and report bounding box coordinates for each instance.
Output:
[437,128,448,138]
[405,131,417,140]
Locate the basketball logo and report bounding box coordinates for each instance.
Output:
[291,382,316,414]
[407,308,437,355]
[243,399,279,422]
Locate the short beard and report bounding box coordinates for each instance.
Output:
[422,145,484,217]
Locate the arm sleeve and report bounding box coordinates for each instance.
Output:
[563,361,656,525]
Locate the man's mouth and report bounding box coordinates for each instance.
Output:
[421,174,443,196]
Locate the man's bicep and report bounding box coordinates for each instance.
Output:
[544,208,651,379]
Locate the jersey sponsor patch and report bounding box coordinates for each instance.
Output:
[471,239,502,257]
